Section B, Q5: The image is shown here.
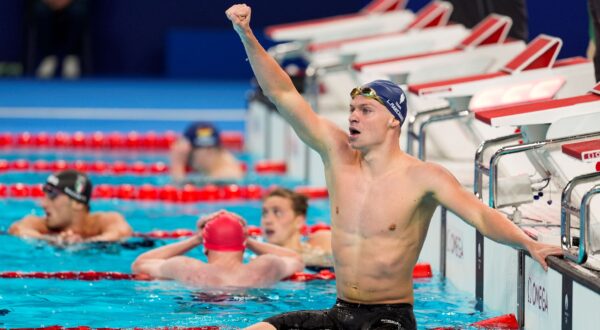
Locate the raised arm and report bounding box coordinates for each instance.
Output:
[425,164,562,270]
[226,4,344,156]
[131,235,203,277]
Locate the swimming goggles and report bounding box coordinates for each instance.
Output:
[43,184,63,200]
[350,87,386,106]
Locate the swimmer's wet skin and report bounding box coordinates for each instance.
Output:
[226,3,563,329]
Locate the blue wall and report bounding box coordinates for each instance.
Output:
[0,0,589,78]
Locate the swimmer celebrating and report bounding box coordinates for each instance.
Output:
[262,188,332,269]
[131,210,304,288]
[9,170,131,244]
[226,4,562,329]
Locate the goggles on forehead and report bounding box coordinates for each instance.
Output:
[43,184,63,200]
[350,87,386,106]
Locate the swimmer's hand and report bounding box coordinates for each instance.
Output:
[42,230,84,246]
[226,4,251,35]
[57,230,84,245]
[525,240,564,271]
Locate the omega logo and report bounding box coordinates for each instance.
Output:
[447,231,463,259]
[527,275,548,312]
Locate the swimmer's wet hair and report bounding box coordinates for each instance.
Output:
[264,188,308,216]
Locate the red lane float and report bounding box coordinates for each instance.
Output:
[0,131,243,151]
[0,183,329,201]
[294,186,329,199]
[287,269,336,281]
[254,161,287,175]
[0,271,149,281]
[0,270,333,282]
[412,263,433,279]
[0,159,171,175]
[0,262,433,282]
[136,225,331,239]
[432,313,518,330]
[0,159,281,176]
[471,314,518,329]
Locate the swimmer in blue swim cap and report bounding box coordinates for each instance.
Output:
[9,170,132,244]
[227,4,563,329]
[170,122,244,183]
[132,210,304,288]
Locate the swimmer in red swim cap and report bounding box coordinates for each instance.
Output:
[132,210,304,288]
[202,212,246,252]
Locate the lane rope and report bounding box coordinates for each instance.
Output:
[0,183,329,201]
[0,264,433,282]
[0,131,243,151]
[0,159,287,176]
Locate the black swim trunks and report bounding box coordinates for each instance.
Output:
[263,298,416,330]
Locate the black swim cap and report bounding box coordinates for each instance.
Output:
[45,170,93,205]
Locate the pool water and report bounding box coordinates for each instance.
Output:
[0,151,505,329]
[0,273,497,329]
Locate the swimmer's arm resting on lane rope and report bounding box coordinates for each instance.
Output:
[246,238,305,276]
[131,235,203,278]
[8,215,48,239]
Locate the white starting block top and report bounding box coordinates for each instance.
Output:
[562,139,600,163]
[265,0,412,42]
[353,15,522,84]
[306,1,453,53]
[353,13,514,71]
[407,35,576,97]
[474,83,600,127]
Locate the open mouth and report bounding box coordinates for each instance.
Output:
[264,229,275,236]
[349,127,360,137]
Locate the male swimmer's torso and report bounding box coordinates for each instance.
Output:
[326,151,436,305]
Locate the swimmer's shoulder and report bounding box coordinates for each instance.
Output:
[90,211,129,231]
[8,215,48,236]
[405,158,459,193]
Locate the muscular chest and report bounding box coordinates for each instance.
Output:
[331,173,424,236]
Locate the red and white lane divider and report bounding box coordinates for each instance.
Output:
[0,159,171,175]
[0,183,329,201]
[0,131,244,151]
[0,269,335,282]
[0,159,287,176]
[432,313,518,329]
[136,224,332,239]
[0,264,433,282]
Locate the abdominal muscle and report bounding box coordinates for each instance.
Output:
[333,231,421,304]
[327,191,435,305]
